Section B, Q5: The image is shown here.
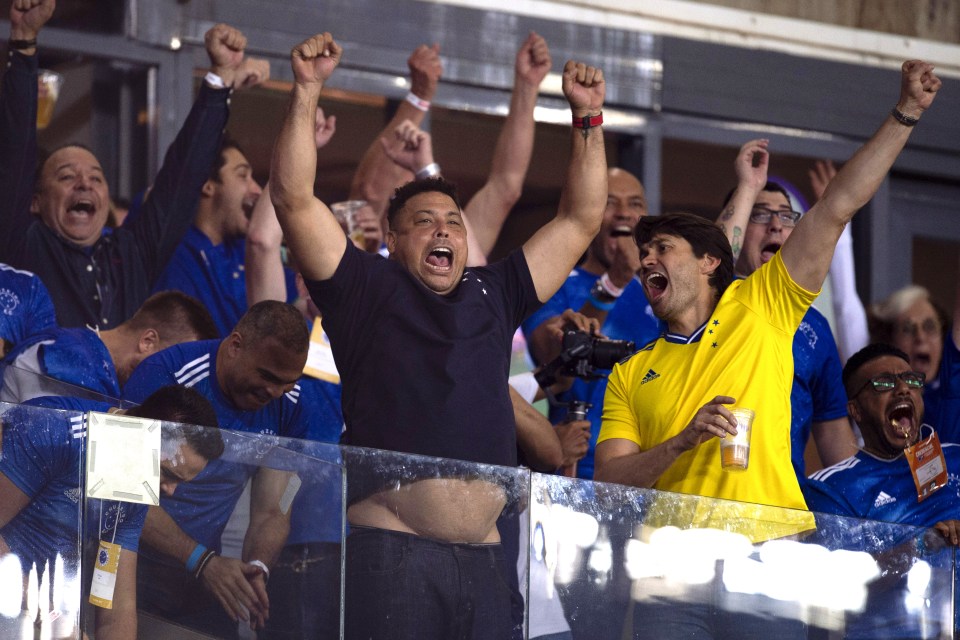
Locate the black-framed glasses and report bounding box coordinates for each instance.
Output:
[749,207,802,227]
[853,371,926,397]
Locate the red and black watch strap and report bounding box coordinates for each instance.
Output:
[572,112,603,129]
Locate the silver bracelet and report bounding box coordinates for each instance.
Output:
[248,559,270,582]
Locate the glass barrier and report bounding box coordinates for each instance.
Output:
[0,400,954,639]
[0,362,127,407]
[533,473,956,640]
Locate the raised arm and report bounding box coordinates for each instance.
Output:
[379,119,495,265]
[246,107,336,305]
[809,160,870,361]
[716,138,769,262]
[781,60,941,293]
[522,61,607,302]
[0,0,54,265]
[463,32,551,262]
[270,33,347,283]
[132,24,265,284]
[349,43,442,217]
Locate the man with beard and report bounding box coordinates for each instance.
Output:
[595,60,941,640]
[804,343,960,638]
[805,343,960,534]
[522,167,659,481]
[153,139,296,336]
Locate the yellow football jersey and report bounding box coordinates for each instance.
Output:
[599,252,817,540]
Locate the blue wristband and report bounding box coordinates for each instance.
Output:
[588,294,616,311]
[186,544,208,572]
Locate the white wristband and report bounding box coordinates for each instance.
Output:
[248,559,270,581]
[599,272,625,298]
[415,163,441,180]
[204,72,227,89]
[405,92,430,112]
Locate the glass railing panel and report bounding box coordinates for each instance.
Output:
[0,363,127,407]
[0,402,86,639]
[532,472,955,640]
[76,416,345,639]
[339,445,532,639]
[6,397,953,640]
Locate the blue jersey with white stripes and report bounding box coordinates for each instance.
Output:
[0,398,146,568]
[804,440,960,528]
[123,340,313,550]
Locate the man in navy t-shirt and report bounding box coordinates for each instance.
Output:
[0,385,222,640]
[271,31,609,640]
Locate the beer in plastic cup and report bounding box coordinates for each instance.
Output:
[37,70,63,130]
[720,408,755,471]
[330,200,368,247]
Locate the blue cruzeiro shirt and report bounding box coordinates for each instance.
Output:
[803,441,960,639]
[0,397,146,569]
[790,305,848,476]
[123,339,315,551]
[2,326,120,403]
[152,227,298,338]
[929,330,960,444]
[0,262,56,348]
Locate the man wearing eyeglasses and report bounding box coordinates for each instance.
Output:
[804,342,960,638]
[597,59,941,639]
[715,140,857,476]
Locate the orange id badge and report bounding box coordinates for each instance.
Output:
[89,540,121,609]
[904,429,948,503]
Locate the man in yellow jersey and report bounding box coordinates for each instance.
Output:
[594,60,941,640]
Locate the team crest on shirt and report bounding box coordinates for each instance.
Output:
[798,321,818,349]
[0,288,18,315]
[461,271,488,295]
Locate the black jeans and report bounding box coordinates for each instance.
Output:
[344,527,516,640]
[259,542,342,639]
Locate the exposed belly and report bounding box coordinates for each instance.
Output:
[347,477,507,543]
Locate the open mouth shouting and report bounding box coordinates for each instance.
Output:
[67,198,97,218]
[644,270,668,303]
[888,400,917,443]
[759,242,782,263]
[611,224,633,238]
[426,246,453,271]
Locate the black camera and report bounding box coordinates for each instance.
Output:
[535,330,636,387]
